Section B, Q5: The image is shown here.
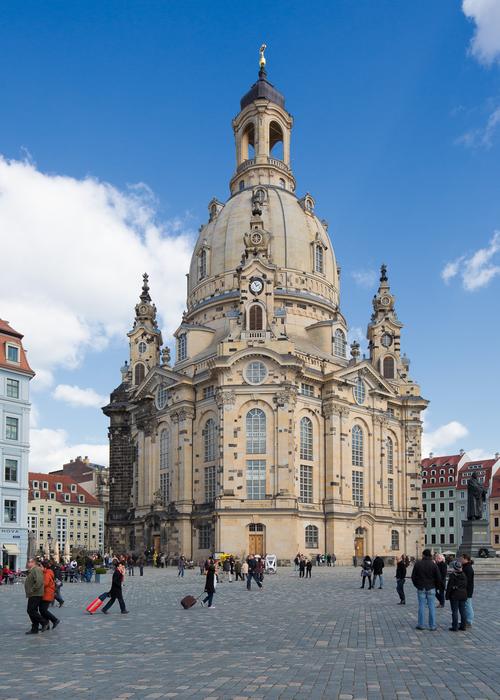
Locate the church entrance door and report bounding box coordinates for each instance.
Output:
[153,535,161,553]
[249,534,264,556]
[354,537,364,558]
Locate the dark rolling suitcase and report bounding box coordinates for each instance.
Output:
[180,594,198,609]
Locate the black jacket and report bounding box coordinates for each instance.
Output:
[396,561,407,580]
[372,557,384,574]
[109,569,123,595]
[462,562,474,597]
[445,571,468,601]
[411,556,442,591]
[437,561,447,589]
[204,565,216,594]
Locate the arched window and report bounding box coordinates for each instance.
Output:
[160,429,170,506]
[249,523,264,532]
[391,530,400,550]
[383,356,395,379]
[386,437,394,474]
[203,418,217,462]
[134,362,145,386]
[300,417,313,460]
[199,249,207,280]
[246,408,266,454]
[305,525,319,549]
[353,377,366,405]
[241,122,255,160]
[279,178,286,188]
[315,245,324,274]
[239,180,245,191]
[177,334,187,362]
[352,425,363,467]
[249,304,263,331]
[334,329,346,358]
[269,121,284,160]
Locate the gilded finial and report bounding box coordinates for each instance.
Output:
[259,43,267,70]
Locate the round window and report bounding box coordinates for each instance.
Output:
[353,376,366,405]
[245,361,267,385]
[156,384,168,410]
[138,341,147,354]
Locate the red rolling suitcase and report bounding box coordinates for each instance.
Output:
[86,591,109,614]
[180,594,198,609]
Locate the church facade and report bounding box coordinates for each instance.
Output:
[104,58,428,564]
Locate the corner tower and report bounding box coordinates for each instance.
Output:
[127,273,162,386]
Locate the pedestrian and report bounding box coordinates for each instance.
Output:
[395,555,407,604]
[178,555,185,577]
[332,553,337,567]
[222,557,231,582]
[234,558,243,581]
[51,562,64,607]
[24,558,49,634]
[160,552,166,569]
[306,559,312,578]
[137,555,144,576]
[84,555,93,583]
[201,559,216,608]
[39,561,60,629]
[241,559,249,580]
[461,554,474,627]
[360,556,373,589]
[102,562,129,614]
[316,554,321,567]
[326,553,332,567]
[411,548,442,631]
[299,556,306,579]
[372,555,384,589]
[229,556,235,582]
[434,553,447,608]
[445,560,468,631]
[256,556,265,582]
[294,554,300,571]
[127,555,135,576]
[246,554,263,590]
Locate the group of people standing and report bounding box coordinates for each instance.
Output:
[359,554,390,589]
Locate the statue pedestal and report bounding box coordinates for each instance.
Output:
[458,519,495,558]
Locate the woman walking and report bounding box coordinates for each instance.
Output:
[360,556,373,589]
[40,561,60,629]
[102,562,129,614]
[395,555,407,604]
[201,559,216,608]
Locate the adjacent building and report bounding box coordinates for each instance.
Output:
[0,319,35,570]
[104,57,428,563]
[28,472,104,555]
[490,466,500,550]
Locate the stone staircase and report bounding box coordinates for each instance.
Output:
[472,557,500,578]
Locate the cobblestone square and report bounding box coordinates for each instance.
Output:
[1,566,499,700]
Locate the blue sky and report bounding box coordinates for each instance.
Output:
[1,1,499,469]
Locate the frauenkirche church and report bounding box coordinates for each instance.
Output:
[104,51,428,563]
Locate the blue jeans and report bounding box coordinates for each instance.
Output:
[465,597,474,624]
[202,591,214,607]
[373,573,384,588]
[396,578,405,602]
[246,572,262,590]
[417,588,436,629]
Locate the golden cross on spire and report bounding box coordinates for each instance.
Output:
[259,44,267,70]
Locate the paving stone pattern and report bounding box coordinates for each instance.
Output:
[1,566,499,700]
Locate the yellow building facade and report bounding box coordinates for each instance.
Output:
[104,58,427,564]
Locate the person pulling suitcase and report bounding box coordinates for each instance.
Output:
[102,562,129,614]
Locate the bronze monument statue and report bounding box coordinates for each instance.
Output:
[466,472,487,520]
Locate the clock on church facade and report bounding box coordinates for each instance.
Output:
[103,57,428,563]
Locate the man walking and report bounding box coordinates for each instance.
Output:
[372,555,384,589]
[461,554,474,627]
[246,554,263,590]
[411,549,442,631]
[24,558,49,634]
[178,555,185,577]
[395,555,407,604]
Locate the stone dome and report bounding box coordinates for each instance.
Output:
[187,185,339,315]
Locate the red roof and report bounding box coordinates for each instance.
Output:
[491,471,500,499]
[0,319,35,377]
[421,454,462,468]
[456,460,496,491]
[421,454,461,489]
[28,472,100,506]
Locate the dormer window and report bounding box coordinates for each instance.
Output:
[42,481,48,490]
[33,490,40,499]
[49,492,55,500]
[64,493,70,502]
[70,484,77,493]
[6,344,19,363]
[56,482,62,491]
[78,494,85,503]
[177,334,187,362]
[32,480,39,489]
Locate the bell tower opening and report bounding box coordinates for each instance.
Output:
[269,121,284,161]
[241,122,255,162]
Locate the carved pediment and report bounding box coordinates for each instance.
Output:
[334,361,396,397]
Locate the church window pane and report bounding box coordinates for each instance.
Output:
[353,377,365,405]
[249,304,263,330]
[134,363,145,386]
[315,245,324,274]
[239,180,245,191]
[246,408,266,454]
[160,429,170,471]
[334,329,346,358]
[386,437,394,474]
[203,385,215,399]
[204,418,217,463]
[388,478,394,508]
[300,465,313,503]
[383,356,395,379]
[300,417,313,460]
[305,525,318,548]
[245,361,267,385]
[177,334,187,361]
[352,470,364,506]
[391,530,399,550]
[156,384,168,410]
[138,341,147,354]
[199,523,211,550]
[199,249,207,280]
[352,425,363,467]
[246,460,266,500]
[300,383,314,396]
[249,523,264,532]
[205,465,216,502]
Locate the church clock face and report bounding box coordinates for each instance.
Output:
[249,278,264,295]
[381,296,391,306]
[250,231,263,245]
[381,333,393,348]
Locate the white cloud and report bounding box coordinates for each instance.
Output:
[441,231,500,290]
[422,420,469,456]
[53,384,107,408]
[351,270,377,288]
[467,447,494,461]
[457,105,500,148]
[463,0,500,66]
[30,427,108,473]
[0,156,194,387]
